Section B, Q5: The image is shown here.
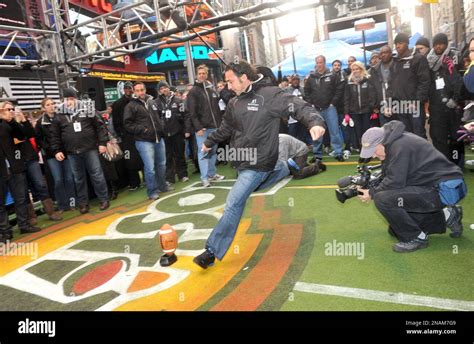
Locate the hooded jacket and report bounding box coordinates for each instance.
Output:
[204,75,325,172]
[123,94,164,143]
[187,80,222,131]
[304,68,344,110]
[369,121,463,197]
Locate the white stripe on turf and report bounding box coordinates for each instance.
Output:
[293,282,474,311]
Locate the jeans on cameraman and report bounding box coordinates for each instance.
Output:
[313,105,343,159]
[373,185,444,242]
[206,160,290,260]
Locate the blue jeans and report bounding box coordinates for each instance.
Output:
[195,128,217,182]
[68,150,109,205]
[206,160,290,260]
[47,158,77,210]
[312,105,343,159]
[135,140,167,198]
[25,160,50,201]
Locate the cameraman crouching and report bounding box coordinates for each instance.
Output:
[357,121,466,253]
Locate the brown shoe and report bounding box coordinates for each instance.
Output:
[42,198,63,221]
[79,204,89,214]
[99,201,110,211]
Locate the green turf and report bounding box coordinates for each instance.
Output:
[7,154,474,311]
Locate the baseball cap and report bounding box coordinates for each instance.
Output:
[360,127,385,159]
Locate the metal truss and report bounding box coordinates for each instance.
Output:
[0,0,320,88]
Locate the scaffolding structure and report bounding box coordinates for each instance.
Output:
[0,0,320,93]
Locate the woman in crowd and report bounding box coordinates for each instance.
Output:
[35,98,77,213]
[343,61,377,149]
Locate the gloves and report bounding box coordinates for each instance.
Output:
[446,98,457,109]
[342,114,354,127]
[370,113,378,120]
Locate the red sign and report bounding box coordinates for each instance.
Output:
[69,0,112,15]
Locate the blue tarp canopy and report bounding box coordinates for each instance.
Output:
[272,39,367,78]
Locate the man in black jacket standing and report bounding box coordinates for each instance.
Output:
[389,33,431,137]
[304,55,345,161]
[426,33,463,161]
[369,45,393,126]
[357,121,465,253]
[156,80,191,184]
[193,60,326,269]
[187,64,225,187]
[0,101,41,242]
[124,82,171,200]
[111,81,142,191]
[50,88,110,214]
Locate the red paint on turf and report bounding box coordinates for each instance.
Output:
[72,260,123,295]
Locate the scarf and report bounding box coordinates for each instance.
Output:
[427,47,454,75]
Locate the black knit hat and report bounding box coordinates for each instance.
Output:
[432,33,449,46]
[415,36,430,48]
[394,33,410,44]
[63,87,77,98]
[158,80,170,90]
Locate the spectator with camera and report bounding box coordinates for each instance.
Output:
[357,121,466,253]
[0,101,41,242]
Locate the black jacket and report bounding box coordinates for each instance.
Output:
[369,61,392,109]
[332,70,347,114]
[344,76,377,115]
[0,119,34,178]
[204,76,326,172]
[369,121,463,197]
[111,95,133,138]
[428,51,463,107]
[156,92,192,137]
[123,95,164,143]
[35,113,61,160]
[187,80,222,131]
[304,69,344,110]
[389,49,431,103]
[50,100,109,155]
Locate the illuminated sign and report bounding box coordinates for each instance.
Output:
[69,0,112,15]
[146,45,212,65]
[87,70,165,82]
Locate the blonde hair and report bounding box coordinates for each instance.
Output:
[0,101,13,110]
[196,64,209,74]
[349,61,369,81]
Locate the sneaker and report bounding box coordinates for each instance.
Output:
[329,150,336,157]
[392,238,429,253]
[335,155,345,162]
[148,194,160,201]
[181,176,189,183]
[445,205,463,238]
[209,174,225,181]
[193,249,215,269]
[202,180,211,188]
[128,186,139,192]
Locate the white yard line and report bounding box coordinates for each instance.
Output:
[293,282,474,311]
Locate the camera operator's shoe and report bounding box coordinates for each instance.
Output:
[193,249,215,269]
[392,238,429,253]
[445,205,463,238]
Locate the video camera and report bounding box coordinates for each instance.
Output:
[335,164,383,203]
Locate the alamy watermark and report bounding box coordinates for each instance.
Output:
[380,99,421,118]
[216,145,257,165]
[0,241,38,260]
[324,240,365,260]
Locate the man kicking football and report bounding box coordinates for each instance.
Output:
[193,60,326,269]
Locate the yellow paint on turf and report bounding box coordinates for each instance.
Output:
[115,219,262,311]
[0,205,150,276]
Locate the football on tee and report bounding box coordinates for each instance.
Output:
[159,224,178,255]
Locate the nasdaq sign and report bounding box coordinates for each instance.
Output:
[146,46,211,65]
